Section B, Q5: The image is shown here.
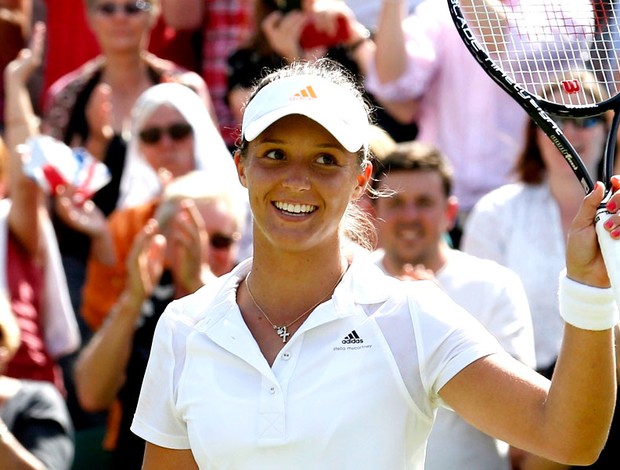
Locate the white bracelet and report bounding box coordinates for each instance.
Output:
[558,272,619,330]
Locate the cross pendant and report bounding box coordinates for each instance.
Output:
[275,326,290,343]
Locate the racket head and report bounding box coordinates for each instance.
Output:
[449,0,620,115]
[448,0,620,194]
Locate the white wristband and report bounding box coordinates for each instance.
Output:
[558,273,619,331]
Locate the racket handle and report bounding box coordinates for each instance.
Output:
[595,208,620,308]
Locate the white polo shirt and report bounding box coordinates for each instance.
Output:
[131,256,502,469]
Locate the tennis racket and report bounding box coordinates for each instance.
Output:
[448,0,620,303]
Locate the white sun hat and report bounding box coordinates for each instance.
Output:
[241,74,370,153]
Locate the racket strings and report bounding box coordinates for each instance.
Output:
[460,0,620,108]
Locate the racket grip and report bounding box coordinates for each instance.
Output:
[595,208,620,308]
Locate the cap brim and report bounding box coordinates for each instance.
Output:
[241,74,368,153]
[244,104,364,153]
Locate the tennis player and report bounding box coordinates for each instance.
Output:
[131,59,618,469]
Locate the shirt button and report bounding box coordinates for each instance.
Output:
[282,352,291,360]
[269,387,276,394]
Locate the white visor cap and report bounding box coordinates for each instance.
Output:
[242,74,370,153]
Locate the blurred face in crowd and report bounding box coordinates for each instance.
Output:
[374,169,458,273]
[198,200,241,277]
[537,115,607,178]
[538,87,607,179]
[87,0,156,53]
[138,105,196,182]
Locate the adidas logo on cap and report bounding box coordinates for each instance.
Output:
[291,85,318,100]
[342,330,364,344]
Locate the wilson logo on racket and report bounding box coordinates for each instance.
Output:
[291,86,318,100]
[561,80,581,94]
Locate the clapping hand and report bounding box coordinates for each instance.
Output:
[168,199,213,297]
[126,220,167,303]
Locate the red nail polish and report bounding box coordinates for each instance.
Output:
[612,229,620,238]
[605,220,614,229]
[608,201,617,212]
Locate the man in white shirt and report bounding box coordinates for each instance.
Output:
[371,140,536,470]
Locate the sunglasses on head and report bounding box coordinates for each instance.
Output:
[209,233,240,250]
[138,123,193,144]
[554,115,606,130]
[94,1,151,16]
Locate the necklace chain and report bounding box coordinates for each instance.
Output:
[245,267,347,343]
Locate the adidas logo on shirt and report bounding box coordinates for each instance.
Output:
[342,330,364,344]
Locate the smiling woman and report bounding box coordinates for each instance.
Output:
[130,59,620,470]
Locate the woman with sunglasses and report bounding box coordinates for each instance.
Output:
[78,81,239,341]
[462,71,618,469]
[41,0,214,325]
[128,59,619,469]
[116,81,236,208]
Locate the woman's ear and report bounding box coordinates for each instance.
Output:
[234,151,248,188]
[353,160,373,200]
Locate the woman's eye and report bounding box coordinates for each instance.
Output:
[264,149,286,160]
[316,154,337,165]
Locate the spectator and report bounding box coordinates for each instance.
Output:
[78,81,241,332]
[2,22,80,395]
[42,0,214,326]
[0,302,74,470]
[226,0,369,121]
[41,0,203,102]
[160,0,255,148]
[365,0,530,244]
[130,58,618,469]
[75,170,247,468]
[371,140,535,470]
[116,81,235,208]
[226,0,416,144]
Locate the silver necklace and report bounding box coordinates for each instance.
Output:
[245,267,347,343]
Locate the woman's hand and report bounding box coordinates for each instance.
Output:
[566,178,620,288]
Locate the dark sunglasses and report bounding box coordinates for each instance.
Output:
[210,233,240,250]
[555,115,606,130]
[94,1,151,16]
[138,123,193,144]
